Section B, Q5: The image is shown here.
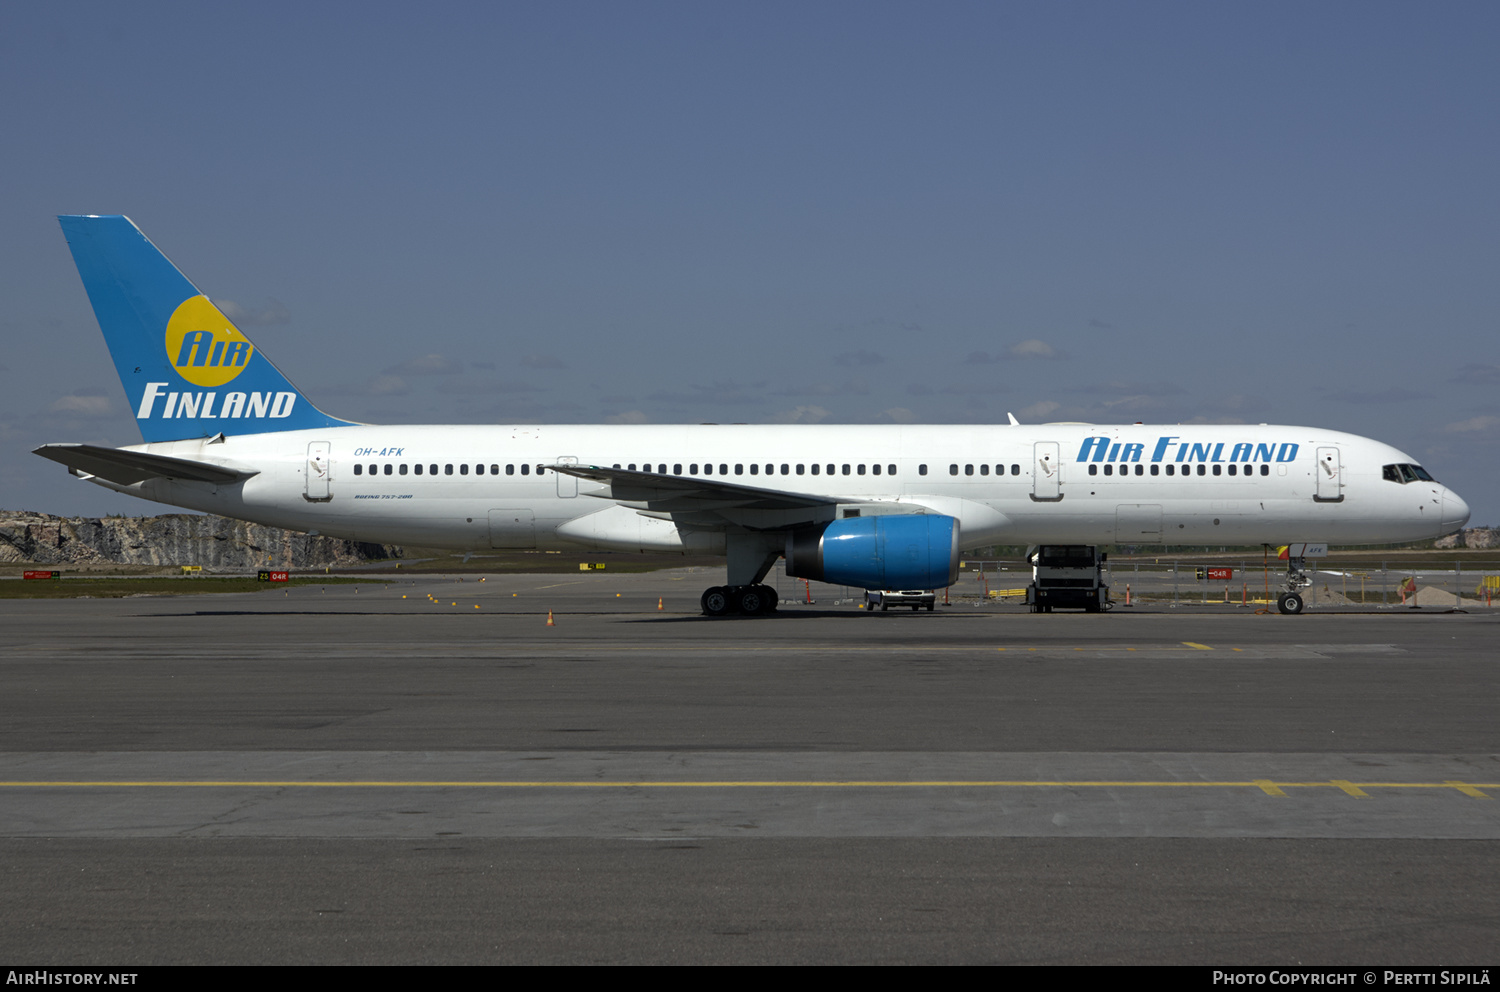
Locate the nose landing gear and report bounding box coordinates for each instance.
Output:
[1278,553,1312,615]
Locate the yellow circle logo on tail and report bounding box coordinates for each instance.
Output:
[164,295,255,388]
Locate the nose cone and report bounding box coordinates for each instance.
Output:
[1441,489,1471,533]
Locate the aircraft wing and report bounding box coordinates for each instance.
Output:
[33,443,258,486]
[551,464,852,512]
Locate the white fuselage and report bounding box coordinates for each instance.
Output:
[86,423,1469,553]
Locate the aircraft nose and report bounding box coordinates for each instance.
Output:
[1441,489,1471,533]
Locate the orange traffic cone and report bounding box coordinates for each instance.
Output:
[547,610,554,626]
[657,597,664,611]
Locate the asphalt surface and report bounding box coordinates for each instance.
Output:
[2,568,1497,964]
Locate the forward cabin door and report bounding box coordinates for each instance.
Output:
[304,442,331,501]
[1315,446,1343,502]
[1032,442,1062,501]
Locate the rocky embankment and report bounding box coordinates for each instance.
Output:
[0,510,402,569]
[1435,528,1499,550]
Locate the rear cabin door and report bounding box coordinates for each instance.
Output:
[304,442,331,501]
[1032,442,1062,501]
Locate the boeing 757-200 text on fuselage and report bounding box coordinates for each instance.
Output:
[35,216,1470,616]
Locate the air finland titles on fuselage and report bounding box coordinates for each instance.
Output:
[38,215,1470,613]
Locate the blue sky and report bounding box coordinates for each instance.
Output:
[4,1,1498,524]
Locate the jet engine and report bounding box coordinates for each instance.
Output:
[784,513,960,591]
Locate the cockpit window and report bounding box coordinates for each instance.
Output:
[1383,463,1437,484]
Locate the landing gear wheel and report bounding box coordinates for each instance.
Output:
[755,585,778,612]
[736,586,769,615]
[701,586,730,617]
[1277,592,1305,615]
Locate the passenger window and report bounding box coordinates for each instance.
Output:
[1166,464,1175,476]
[415,464,423,476]
[1011,464,1020,475]
[1212,465,1221,476]
[1260,465,1269,476]
[1149,464,1159,476]
[750,464,759,475]
[1197,464,1206,476]
[765,464,773,475]
[520,464,529,476]
[627,464,635,471]
[703,464,711,475]
[811,464,819,475]
[796,464,804,475]
[889,464,896,475]
[354,464,362,476]
[843,465,851,476]
[491,464,499,474]
[781,464,789,475]
[949,465,958,476]
[1228,464,1237,476]
[857,465,866,475]
[872,464,881,476]
[965,464,974,476]
[919,464,927,476]
[1104,464,1113,476]
[735,464,743,475]
[674,464,682,475]
[475,464,484,475]
[399,464,408,476]
[368,464,377,475]
[460,464,469,476]
[720,464,728,475]
[690,464,698,474]
[980,464,989,476]
[1089,464,1098,476]
[506,464,514,475]
[429,464,438,475]
[826,464,834,475]
[1135,465,1143,476]
[446,464,454,476]
[658,464,666,474]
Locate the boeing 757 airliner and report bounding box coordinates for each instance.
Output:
[36,216,1470,616]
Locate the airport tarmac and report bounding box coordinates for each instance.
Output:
[1,567,1496,964]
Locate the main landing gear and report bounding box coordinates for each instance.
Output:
[701,585,779,617]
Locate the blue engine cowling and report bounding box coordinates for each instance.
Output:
[784,514,960,590]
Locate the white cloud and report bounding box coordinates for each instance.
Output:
[1006,339,1064,360]
[771,405,832,424]
[1445,415,1500,433]
[49,394,114,417]
[212,298,290,326]
[366,375,410,396]
[383,354,463,375]
[1017,400,1060,421]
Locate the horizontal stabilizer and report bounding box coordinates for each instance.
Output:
[33,443,257,486]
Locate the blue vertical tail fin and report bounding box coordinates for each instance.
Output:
[58,215,355,442]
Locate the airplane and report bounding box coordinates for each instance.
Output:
[36,215,1471,616]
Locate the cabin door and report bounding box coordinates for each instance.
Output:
[304,442,331,501]
[1032,442,1062,501]
[1315,446,1343,502]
